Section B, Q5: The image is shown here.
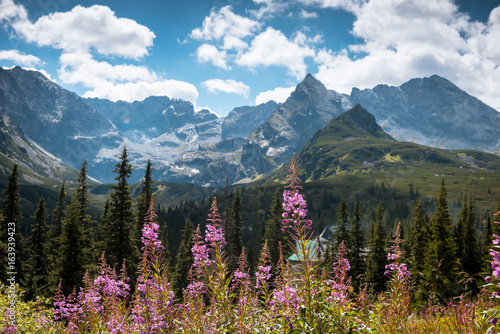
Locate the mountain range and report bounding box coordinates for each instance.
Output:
[0,66,499,188]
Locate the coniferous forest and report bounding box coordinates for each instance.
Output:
[1,150,500,333]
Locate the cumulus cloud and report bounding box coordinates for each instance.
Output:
[249,0,289,20]
[190,6,261,51]
[255,85,295,104]
[82,79,199,104]
[309,0,500,110]
[1,2,199,104]
[12,4,155,59]
[202,79,250,97]
[196,44,230,69]
[0,49,42,66]
[236,27,315,79]
[299,9,318,19]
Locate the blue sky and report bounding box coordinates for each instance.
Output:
[1,0,499,116]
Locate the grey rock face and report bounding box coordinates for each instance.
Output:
[349,75,500,151]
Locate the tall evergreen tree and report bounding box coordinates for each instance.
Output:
[104,147,139,272]
[135,160,154,247]
[171,219,194,299]
[227,187,243,274]
[333,199,350,256]
[454,195,468,261]
[408,199,429,275]
[424,180,456,301]
[482,213,494,272]
[22,197,51,299]
[51,182,66,242]
[0,164,23,282]
[349,202,365,291]
[365,202,387,292]
[262,187,289,272]
[460,197,481,292]
[58,162,91,294]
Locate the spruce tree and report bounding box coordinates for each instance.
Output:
[0,164,23,282]
[58,162,91,294]
[104,147,139,272]
[482,213,494,272]
[135,160,154,248]
[171,219,194,299]
[227,188,243,274]
[365,202,387,292]
[454,195,468,261]
[424,180,456,301]
[22,197,51,299]
[262,187,288,272]
[51,182,66,242]
[349,202,365,291]
[408,199,428,275]
[334,199,350,256]
[460,197,481,292]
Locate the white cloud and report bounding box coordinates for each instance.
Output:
[202,79,250,97]
[190,6,261,51]
[12,4,155,59]
[255,85,295,104]
[196,44,230,69]
[236,27,315,79]
[82,79,199,104]
[1,2,198,104]
[311,0,500,110]
[299,9,318,19]
[0,0,28,23]
[0,49,42,66]
[249,0,289,20]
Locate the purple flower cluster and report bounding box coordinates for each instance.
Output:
[328,241,351,305]
[185,281,206,298]
[271,286,301,312]
[141,196,164,253]
[192,225,211,268]
[282,190,312,230]
[384,222,411,282]
[281,154,312,231]
[256,265,272,289]
[205,223,226,249]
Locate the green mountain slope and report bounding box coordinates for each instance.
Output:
[263,104,500,215]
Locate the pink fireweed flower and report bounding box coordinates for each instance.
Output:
[192,225,210,268]
[328,241,351,305]
[281,154,313,231]
[271,286,301,312]
[141,195,164,253]
[205,196,226,249]
[256,240,272,289]
[384,222,411,282]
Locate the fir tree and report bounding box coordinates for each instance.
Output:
[408,199,429,275]
[135,160,154,248]
[51,182,66,242]
[22,197,51,299]
[349,202,365,291]
[424,180,456,301]
[482,213,494,272]
[227,187,243,274]
[171,219,194,299]
[0,164,23,282]
[454,195,468,261]
[333,199,350,256]
[262,187,288,272]
[58,162,91,294]
[104,147,139,272]
[365,202,387,292]
[460,197,481,293]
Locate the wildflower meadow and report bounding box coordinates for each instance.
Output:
[2,154,500,333]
